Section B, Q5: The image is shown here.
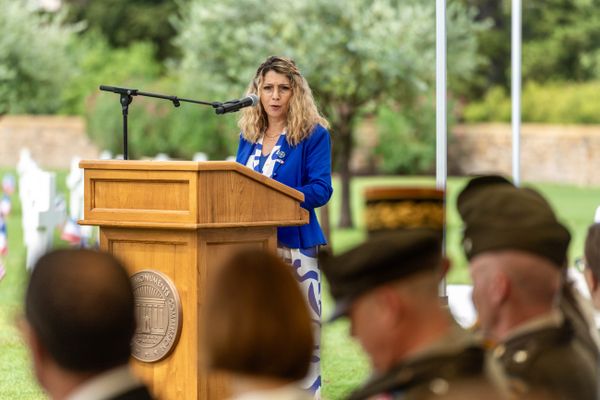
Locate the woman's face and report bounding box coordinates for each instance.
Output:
[260,70,292,123]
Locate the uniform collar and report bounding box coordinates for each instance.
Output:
[400,319,478,364]
[66,365,143,400]
[502,308,563,343]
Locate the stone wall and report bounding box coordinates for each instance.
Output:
[2,116,600,186]
[450,123,600,186]
[0,115,100,169]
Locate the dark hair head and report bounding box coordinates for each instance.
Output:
[25,249,135,372]
[585,223,600,279]
[204,249,313,381]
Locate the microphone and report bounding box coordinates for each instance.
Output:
[215,94,259,115]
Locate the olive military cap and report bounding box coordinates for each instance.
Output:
[320,229,443,321]
[457,175,571,267]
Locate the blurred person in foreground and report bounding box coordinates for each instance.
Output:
[457,175,599,399]
[320,229,508,400]
[203,249,314,400]
[236,55,333,396]
[578,223,600,325]
[19,249,153,400]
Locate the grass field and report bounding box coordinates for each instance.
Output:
[0,168,62,400]
[1,172,600,399]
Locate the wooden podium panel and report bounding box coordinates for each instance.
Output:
[84,168,198,225]
[80,160,307,400]
[197,170,306,226]
[101,227,199,399]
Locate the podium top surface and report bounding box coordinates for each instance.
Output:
[79,160,304,202]
[79,160,309,229]
[81,159,244,171]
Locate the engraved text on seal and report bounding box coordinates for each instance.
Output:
[130,270,182,363]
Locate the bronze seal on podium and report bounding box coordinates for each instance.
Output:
[130,270,182,363]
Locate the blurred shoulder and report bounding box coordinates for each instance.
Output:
[311,123,329,136]
[303,124,330,145]
[349,345,506,400]
[495,318,598,398]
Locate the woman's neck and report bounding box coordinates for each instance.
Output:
[267,118,286,135]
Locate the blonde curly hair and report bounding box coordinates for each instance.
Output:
[238,56,329,146]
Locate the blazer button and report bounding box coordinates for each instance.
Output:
[273,173,277,177]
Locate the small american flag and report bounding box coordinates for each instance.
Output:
[0,217,7,256]
[0,195,11,217]
[1,173,15,196]
[61,217,82,245]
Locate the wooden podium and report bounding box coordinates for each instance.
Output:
[79,160,309,400]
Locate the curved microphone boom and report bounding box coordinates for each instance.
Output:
[215,94,259,115]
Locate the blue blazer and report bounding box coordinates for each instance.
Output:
[236,124,333,248]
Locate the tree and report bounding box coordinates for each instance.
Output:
[0,0,77,114]
[457,0,509,98]
[521,0,600,82]
[62,0,179,60]
[461,0,600,97]
[60,32,162,115]
[174,0,484,228]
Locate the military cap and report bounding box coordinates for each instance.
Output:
[364,187,444,235]
[457,175,571,267]
[320,229,443,321]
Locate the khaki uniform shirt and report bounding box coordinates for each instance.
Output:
[493,309,599,400]
[347,324,507,400]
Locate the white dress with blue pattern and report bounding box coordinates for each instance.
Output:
[246,132,322,398]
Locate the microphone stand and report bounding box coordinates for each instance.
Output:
[99,85,224,160]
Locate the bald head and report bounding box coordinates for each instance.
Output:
[474,250,561,305]
[500,252,561,303]
[585,223,600,280]
[470,250,562,340]
[25,249,135,372]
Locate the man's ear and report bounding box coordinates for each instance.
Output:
[18,319,46,368]
[584,268,598,293]
[490,271,510,307]
[374,285,407,327]
[439,257,451,280]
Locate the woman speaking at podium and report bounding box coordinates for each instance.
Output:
[235,56,332,398]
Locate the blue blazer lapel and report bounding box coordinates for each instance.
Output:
[272,139,292,175]
[236,140,255,165]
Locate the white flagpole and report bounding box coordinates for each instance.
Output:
[512,0,522,186]
[436,0,447,298]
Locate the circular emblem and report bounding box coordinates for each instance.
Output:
[130,270,182,363]
[277,150,285,158]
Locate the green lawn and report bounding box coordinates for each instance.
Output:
[2,173,600,399]
[0,169,46,399]
[0,168,70,400]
